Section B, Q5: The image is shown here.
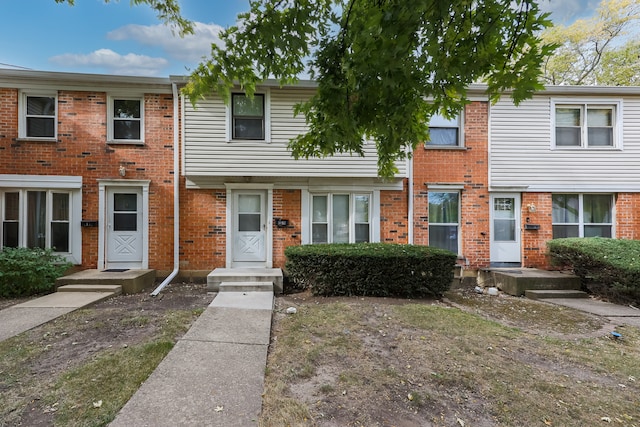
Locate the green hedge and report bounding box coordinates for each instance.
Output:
[547,238,640,305]
[0,247,72,298]
[284,243,457,298]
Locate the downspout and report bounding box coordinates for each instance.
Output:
[151,82,181,296]
[408,150,414,244]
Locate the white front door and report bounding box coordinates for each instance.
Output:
[106,187,143,269]
[490,193,521,265]
[232,191,267,265]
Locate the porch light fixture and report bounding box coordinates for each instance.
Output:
[527,203,536,213]
[119,165,126,177]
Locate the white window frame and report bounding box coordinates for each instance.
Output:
[552,193,614,239]
[428,190,461,254]
[0,175,82,264]
[426,111,464,148]
[226,90,271,143]
[107,95,145,144]
[551,99,623,150]
[309,193,372,244]
[18,90,58,141]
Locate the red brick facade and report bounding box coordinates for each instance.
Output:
[4,73,640,278]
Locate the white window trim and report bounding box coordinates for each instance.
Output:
[551,99,623,150]
[428,190,461,255]
[426,110,465,148]
[226,89,271,143]
[107,94,145,145]
[18,90,58,141]
[552,193,615,238]
[301,189,380,244]
[0,175,82,264]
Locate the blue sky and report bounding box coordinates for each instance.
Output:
[0,0,599,78]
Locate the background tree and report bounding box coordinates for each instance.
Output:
[541,0,640,86]
[184,0,555,177]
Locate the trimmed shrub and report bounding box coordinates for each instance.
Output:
[285,243,457,298]
[0,247,72,298]
[547,237,640,305]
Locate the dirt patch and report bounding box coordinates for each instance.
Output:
[0,282,213,426]
[262,289,639,426]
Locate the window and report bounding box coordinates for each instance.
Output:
[428,192,459,253]
[19,92,57,139]
[554,103,617,148]
[1,190,71,252]
[552,194,613,238]
[311,193,370,243]
[427,112,462,146]
[109,97,143,143]
[232,93,265,140]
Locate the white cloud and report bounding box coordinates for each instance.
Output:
[539,0,599,24]
[49,49,169,76]
[107,22,224,64]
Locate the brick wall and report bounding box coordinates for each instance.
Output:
[0,88,175,270]
[273,189,302,268]
[616,193,640,240]
[521,193,553,268]
[380,182,409,243]
[413,102,490,268]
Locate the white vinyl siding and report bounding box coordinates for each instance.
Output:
[183,88,407,178]
[490,95,640,192]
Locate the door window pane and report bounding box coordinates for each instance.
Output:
[114,193,137,231]
[332,195,349,243]
[27,191,46,248]
[238,194,261,232]
[493,198,515,241]
[239,214,261,232]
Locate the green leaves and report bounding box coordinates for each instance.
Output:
[184,0,554,177]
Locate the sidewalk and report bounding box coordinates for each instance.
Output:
[540,297,640,328]
[0,290,118,342]
[109,291,274,427]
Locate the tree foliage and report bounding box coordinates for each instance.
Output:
[541,0,640,86]
[185,0,554,177]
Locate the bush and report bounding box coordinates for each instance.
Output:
[285,243,457,298]
[0,247,72,298]
[547,238,640,305]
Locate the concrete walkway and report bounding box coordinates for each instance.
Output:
[0,290,118,342]
[540,297,640,328]
[109,291,274,427]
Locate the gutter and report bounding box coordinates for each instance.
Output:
[151,82,181,296]
[408,150,414,244]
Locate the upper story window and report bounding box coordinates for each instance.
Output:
[19,92,57,140]
[554,102,620,148]
[426,112,462,147]
[311,193,370,244]
[552,194,613,238]
[232,93,265,140]
[108,96,144,143]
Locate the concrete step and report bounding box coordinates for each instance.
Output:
[525,289,589,300]
[479,268,581,296]
[207,268,283,293]
[57,284,123,294]
[219,281,274,293]
[56,269,155,294]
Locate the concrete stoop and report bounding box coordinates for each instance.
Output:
[57,284,123,295]
[478,268,582,297]
[207,268,283,293]
[56,269,155,294]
